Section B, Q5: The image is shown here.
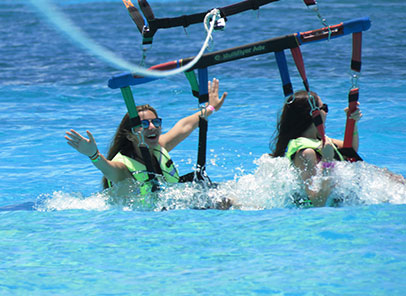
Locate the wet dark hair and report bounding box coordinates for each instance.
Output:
[270,90,320,157]
[102,104,158,189]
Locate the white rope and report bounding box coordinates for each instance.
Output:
[28,0,221,78]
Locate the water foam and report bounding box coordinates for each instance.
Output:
[33,156,406,211]
[34,190,111,211]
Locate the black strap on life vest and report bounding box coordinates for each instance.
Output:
[139,146,159,191]
[123,0,279,45]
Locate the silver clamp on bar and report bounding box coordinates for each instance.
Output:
[131,128,149,148]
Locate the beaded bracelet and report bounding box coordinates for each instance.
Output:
[89,150,100,163]
[89,150,99,159]
[91,154,101,163]
[322,162,335,169]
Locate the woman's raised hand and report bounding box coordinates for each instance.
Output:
[65,129,98,157]
[208,78,228,111]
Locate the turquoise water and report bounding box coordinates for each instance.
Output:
[1,0,406,295]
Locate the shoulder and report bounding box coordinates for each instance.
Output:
[158,145,170,155]
[111,152,126,162]
[286,137,320,159]
[294,148,318,169]
[158,132,172,151]
[111,152,136,169]
[297,148,318,160]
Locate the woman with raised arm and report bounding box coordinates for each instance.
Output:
[65,78,227,198]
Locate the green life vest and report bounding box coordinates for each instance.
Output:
[107,146,179,195]
[285,137,345,161]
[285,137,344,208]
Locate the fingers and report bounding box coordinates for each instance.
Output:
[65,129,90,145]
[350,109,362,121]
[208,78,228,111]
[65,133,80,149]
[70,129,84,138]
[66,129,85,142]
[344,104,363,121]
[208,78,219,94]
[216,92,228,111]
[66,141,77,149]
[65,131,77,144]
[65,129,98,156]
[212,78,219,91]
[221,92,228,100]
[87,130,95,144]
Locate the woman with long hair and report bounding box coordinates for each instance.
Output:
[65,78,227,197]
[270,90,362,206]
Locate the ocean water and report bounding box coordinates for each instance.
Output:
[1,0,406,295]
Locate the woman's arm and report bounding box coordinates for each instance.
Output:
[330,105,362,151]
[65,129,131,183]
[294,147,334,207]
[159,78,227,152]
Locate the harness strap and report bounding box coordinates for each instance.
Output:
[184,70,200,98]
[183,69,211,183]
[139,146,159,191]
[137,0,156,42]
[274,50,293,97]
[197,118,209,181]
[197,68,209,104]
[290,46,309,92]
[121,86,141,127]
[290,46,326,144]
[196,68,210,181]
[351,32,362,72]
[120,86,158,189]
[342,32,363,162]
[138,0,155,21]
[343,88,359,148]
[122,0,145,34]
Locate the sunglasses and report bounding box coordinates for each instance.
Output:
[320,103,328,113]
[141,118,162,129]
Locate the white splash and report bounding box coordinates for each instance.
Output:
[35,191,111,211]
[34,156,406,211]
[330,161,406,205]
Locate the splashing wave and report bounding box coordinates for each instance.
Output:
[34,156,406,211]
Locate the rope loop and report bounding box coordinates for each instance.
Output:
[307,92,319,115]
[204,8,223,46]
[199,103,209,119]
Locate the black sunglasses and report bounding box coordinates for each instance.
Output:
[320,103,328,113]
[141,118,162,129]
